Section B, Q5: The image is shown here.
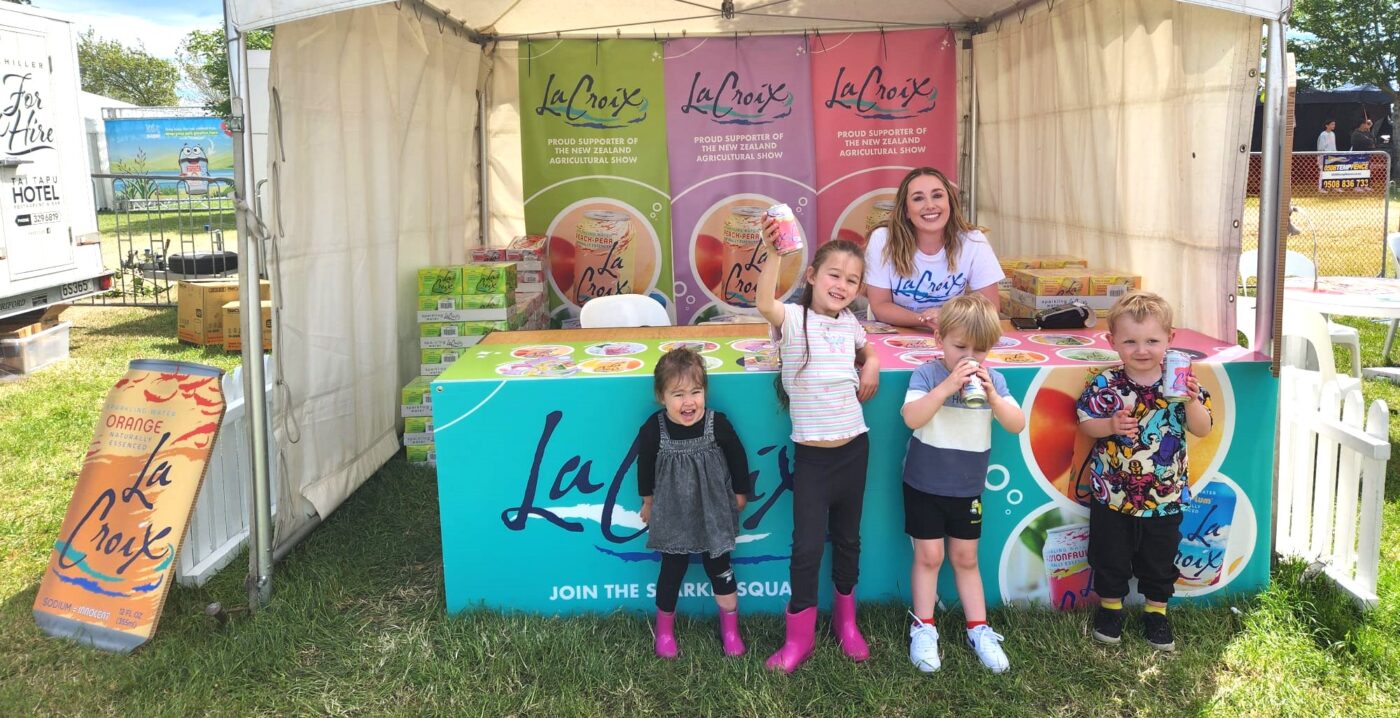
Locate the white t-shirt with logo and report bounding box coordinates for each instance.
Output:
[863,227,1004,313]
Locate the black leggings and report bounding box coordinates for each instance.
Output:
[655,552,737,612]
[789,432,869,612]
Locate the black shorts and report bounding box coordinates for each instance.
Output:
[903,483,983,540]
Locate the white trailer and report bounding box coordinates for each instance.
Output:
[0,4,109,321]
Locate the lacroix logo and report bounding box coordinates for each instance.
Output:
[535,73,649,129]
[680,70,793,126]
[824,64,937,120]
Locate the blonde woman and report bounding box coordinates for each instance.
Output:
[864,167,1002,332]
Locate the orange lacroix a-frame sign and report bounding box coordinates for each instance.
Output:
[33,360,226,654]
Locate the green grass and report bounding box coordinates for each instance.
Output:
[1242,194,1400,278]
[94,210,241,305]
[1,306,1398,716]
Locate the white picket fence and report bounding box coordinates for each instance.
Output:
[1276,366,1390,607]
[176,359,278,586]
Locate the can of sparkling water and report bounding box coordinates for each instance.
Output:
[960,358,987,408]
[1163,350,1191,402]
[767,203,804,256]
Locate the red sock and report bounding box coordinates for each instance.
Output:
[966,620,987,630]
[917,616,935,626]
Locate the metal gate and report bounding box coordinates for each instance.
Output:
[84,173,240,307]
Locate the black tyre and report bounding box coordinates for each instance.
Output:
[168,251,238,276]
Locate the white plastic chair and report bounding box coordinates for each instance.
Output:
[1241,249,1362,377]
[578,294,671,328]
[1281,307,1362,395]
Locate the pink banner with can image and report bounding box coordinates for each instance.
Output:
[663,36,817,324]
[809,29,958,247]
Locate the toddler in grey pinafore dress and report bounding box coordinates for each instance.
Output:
[646,410,739,558]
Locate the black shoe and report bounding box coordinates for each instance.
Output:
[1092,607,1124,644]
[1143,612,1175,651]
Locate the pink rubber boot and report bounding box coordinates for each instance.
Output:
[654,609,678,659]
[831,589,870,662]
[765,606,817,673]
[718,608,745,657]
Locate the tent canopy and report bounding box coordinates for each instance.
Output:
[227,0,1286,34]
[245,0,1282,597]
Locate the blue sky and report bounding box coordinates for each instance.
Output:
[34,0,224,59]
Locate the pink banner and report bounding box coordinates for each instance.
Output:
[810,29,958,247]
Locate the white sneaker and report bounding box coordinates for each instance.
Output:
[907,611,941,673]
[967,624,1010,673]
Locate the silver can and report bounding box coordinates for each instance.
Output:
[1162,350,1191,402]
[960,357,987,408]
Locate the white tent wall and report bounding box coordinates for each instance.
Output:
[267,2,482,534]
[485,43,525,246]
[974,0,1260,338]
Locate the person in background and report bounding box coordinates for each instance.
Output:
[1352,118,1376,151]
[899,294,1025,674]
[864,167,1003,335]
[1077,291,1213,653]
[636,348,752,659]
[1316,119,1337,152]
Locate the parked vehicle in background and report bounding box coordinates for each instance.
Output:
[0,4,111,321]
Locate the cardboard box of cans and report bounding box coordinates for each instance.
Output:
[401,375,433,417]
[470,235,547,268]
[221,300,273,352]
[421,347,466,376]
[403,416,434,446]
[406,444,436,466]
[1010,267,1140,297]
[177,279,270,346]
[997,255,1088,290]
[416,262,517,296]
[1009,288,1122,311]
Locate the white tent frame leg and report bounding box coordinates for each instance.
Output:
[224,4,275,608]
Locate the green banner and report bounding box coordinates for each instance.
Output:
[518,40,672,325]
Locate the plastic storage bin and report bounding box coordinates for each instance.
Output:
[0,321,71,379]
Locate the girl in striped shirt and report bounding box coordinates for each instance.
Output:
[756,222,880,673]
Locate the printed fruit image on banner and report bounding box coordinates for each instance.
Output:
[999,506,1099,611]
[830,189,898,248]
[689,197,804,312]
[33,360,226,654]
[1018,364,1232,510]
[547,200,662,307]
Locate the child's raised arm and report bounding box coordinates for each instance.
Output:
[755,215,786,328]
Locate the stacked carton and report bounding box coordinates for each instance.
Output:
[416,262,519,376]
[470,235,550,330]
[997,255,1088,291]
[177,279,270,347]
[1007,267,1142,319]
[400,376,435,467]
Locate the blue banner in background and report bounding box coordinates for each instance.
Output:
[103,117,233,195]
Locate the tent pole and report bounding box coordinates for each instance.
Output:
[225,1,275,610]
[1255,17,1285,359]
[967,37,978,224]
[478,83,491,248]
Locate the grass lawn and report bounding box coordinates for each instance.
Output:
[1,306,1397,717]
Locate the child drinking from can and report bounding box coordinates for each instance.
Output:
[899,293,1026,674]
[636,348,752,658]
[1077,291,1212,651]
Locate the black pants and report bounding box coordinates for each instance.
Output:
[789,432,870,612]
[655,552,737,612]
[1088,501,1183,603]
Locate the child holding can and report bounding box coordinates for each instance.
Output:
[899,293,1025,673]
[1077,291,1213,651]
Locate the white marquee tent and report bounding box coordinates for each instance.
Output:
[219,0,1291,604]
